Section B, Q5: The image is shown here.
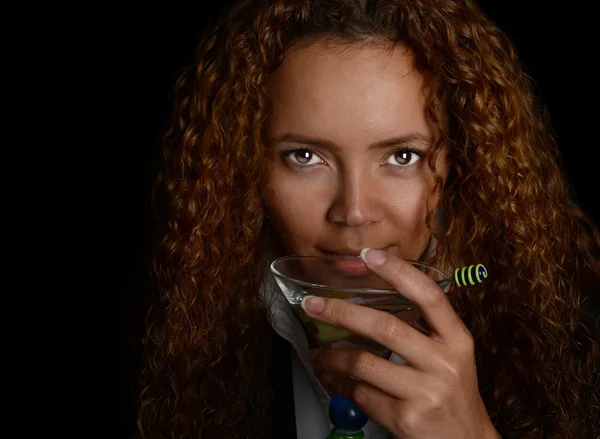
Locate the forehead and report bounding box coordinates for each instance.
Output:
[266,41,430,141]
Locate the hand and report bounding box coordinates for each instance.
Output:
[302,248,500,439]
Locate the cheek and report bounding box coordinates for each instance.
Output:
[387,181,430,222]
[385,185,433,255]
[267,174,329,250]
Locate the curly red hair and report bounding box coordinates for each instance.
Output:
[137,0,600,437]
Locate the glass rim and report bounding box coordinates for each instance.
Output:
[269,254,450,294]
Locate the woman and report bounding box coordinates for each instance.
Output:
[137,0,600,437]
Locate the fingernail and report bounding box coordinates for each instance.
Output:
[301,295,325,314]
[360,248,386,267]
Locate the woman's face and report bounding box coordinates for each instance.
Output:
[266,41,449,260]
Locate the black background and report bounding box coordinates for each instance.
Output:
[105,2,598,437]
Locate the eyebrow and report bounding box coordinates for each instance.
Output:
[268,132,431,150]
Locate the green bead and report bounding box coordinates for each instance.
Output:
[325,429,365,439]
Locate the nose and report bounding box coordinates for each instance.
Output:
[326,170,383,227]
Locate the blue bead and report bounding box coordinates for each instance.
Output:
[329,396,369,432]
[469,265,476,283]
[478,265,486,280]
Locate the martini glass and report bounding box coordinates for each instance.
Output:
[270,255,488,438]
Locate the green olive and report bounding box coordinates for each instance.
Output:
[297,308,353,343]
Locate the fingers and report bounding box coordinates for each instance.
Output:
[311,347,425,400]
[359,248,470,342]
[302,295,437,369]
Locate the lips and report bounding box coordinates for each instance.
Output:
[319,245,392,257]
[320,246,391,276]
[325,256,370,275]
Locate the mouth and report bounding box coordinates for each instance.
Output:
[318,246,392,276]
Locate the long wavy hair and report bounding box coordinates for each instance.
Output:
[137,0,600,437]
